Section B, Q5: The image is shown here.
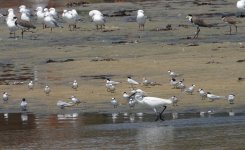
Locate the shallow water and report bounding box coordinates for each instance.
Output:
[0,112,244,149]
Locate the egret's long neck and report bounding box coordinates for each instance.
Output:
[134,93,144,103]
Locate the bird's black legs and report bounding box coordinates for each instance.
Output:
[193,26,200,39]
[154,106,167,121]
[229,25,232,35]
[235,25,237,34]
[159,106,167,121]
[21,30,24,39]
[153,108,160,121]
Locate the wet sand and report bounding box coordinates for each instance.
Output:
[0,0,244,114]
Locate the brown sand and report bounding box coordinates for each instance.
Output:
[0,0,244,114]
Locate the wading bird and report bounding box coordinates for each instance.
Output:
[186,14,212,39]
[222,16,241,34]
[131,89,174,121]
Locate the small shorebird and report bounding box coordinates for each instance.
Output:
[128,99,137,109]
[198,89,207,100]
[57,100,74,109]
[186,14,212,39]
[136,10,146,31]
[184,84,196,95]
[105,83,116,92]
[127,77,139,89]
[44,85,51,95]
[142,77,161,86]
[170,78,178,88]
[222,16,241,34]
[207,92,225,102]
[70,95,81,105]
[171,96,178,106]
[185,84,195,95]
[168,70,181,78]
[123,92,130,101]
[3,92,9,102]
[176,80,185,91]
[28,81,34,90]
[72,80,78,90]
[106,78,120,85]
[227,94,235,104]
[111,97,118,108]
[20,98,28,111]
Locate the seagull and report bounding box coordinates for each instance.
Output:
[36,6,45,29]
[237,0,245,16]
[72,80,78,90]
[127,76,139,89]
[44,85,51,95]
[20,98,28,111]
[28,80,34,90]
[70,9,80,28]
[62,9,76,31]
[198,89,207,100]
[44,10,62,32]
[186,14,213,39]
[222,16,241,34]
[106,78,120,85]
[206,92,226,102]
[91,12,105,30]
[19,5,31,21]
[6,8,16,21]
[49,8,58,19]
[132,90,173,121]
[184,84,195,95]
[227,94,235,104]
[6,16,19,38]
[70,95,81,105]
[3,92,9,102]
[57,100,74,109]
[89,10,103,18]
[20,8,31,22]
[136,10,146,31]
[105,83,116,93]
[111,97,118,108]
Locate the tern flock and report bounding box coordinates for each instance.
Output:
[0,2,242,120]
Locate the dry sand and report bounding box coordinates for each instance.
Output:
[0,0,244,114]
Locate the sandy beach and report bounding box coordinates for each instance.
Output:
[0,0,244,114]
